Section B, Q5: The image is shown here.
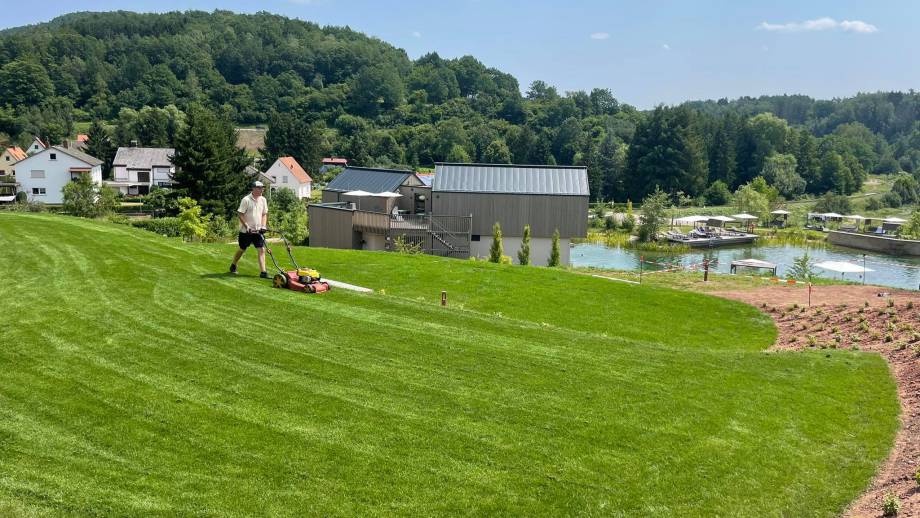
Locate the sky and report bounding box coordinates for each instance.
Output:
[3,0,918,109]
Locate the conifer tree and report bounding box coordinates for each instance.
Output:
[85,119,116,180]
[489,222,503,263]
[171,104,252,217]
[548,229,561,267]
[517,225,531,265]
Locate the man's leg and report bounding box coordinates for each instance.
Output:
[257,247,267,274]
[232,248,245,265]
[231,233,248,274]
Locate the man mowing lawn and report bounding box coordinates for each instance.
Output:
[230,181,269,277]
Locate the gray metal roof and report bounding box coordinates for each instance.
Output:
[325,166,415,193]
[52,146,103,167]
[433,163,589,196]
[113,147,175,169]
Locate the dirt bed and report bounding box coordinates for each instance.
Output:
[714,285,920,517]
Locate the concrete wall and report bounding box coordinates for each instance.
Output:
[470,236,570,266]
[361,232,387,251]
[828,230,920,256]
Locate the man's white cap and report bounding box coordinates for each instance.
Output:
[252,180,265,188]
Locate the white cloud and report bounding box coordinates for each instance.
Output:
[590,32,610,40]
[412,31,422,38]
[662,43,670,51]
[757,17,877,33]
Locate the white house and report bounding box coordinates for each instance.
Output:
[26,137,47,156]
[108,147,176,196]
[15,146,103,204]
[264,157,312,199]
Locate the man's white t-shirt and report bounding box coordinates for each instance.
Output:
[237,194,268,232]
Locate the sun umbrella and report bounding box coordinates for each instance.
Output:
[731,213,758,220]
[771,209,791,215]
[884,217,907,224]
[371,191,403,198]
[343,190,372,197]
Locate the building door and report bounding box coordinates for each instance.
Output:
[414,193,426,214]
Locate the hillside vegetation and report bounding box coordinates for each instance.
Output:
[0,213,899,516]
[1,10,920,206]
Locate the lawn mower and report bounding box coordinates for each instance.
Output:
[262,229,330,294]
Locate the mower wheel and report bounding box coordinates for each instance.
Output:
[272,273,289,289]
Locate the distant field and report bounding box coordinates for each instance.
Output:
[0,213,899,516]
[236,127,266,153]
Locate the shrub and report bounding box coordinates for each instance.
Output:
[393,235,422,254]
[865,197,883,211]
[888,298,895,308]
[881,191,902,208]
[14,191,26,203]
[908,301,915,310]
[131,217,182,237]
[915,468,920,487]
[500,255,513,265]
[178,197,208,241]
[620,214,635,232]
[489,222,503,263]
[548,228,561,267]
[882,492,899,517]
[518,224,531,265]
[807,335,817,347]
[885,333,894,343]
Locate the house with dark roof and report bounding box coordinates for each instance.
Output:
[26,136,47,156]
[13,146,103,204]
[308,162,588,264]
[432,163,589,265]
[108,147,176,196]
[0,146,27,176]
[264,157,312,199]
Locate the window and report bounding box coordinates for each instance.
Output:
[30,170,45,179]
[49,153,57,160]
[471,235,481,242]
[32,188,46,196]
[4,156,8,161]
[282,176,288,184]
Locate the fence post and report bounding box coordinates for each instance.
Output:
[639,255,643,284]
[441,291,447,307]
[703,259,709,282]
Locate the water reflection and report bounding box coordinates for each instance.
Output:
[571,242,920,290]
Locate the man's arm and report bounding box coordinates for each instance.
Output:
[238,212,248,231]
[261,201,268,229]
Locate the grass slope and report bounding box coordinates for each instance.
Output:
[0,214,899,516]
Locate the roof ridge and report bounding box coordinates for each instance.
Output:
[435,162,587,170]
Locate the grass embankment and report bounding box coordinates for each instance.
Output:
[0,213,900,516]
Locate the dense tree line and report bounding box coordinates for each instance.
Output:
[1,10,919,209]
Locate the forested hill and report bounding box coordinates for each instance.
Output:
[1,10,919,204]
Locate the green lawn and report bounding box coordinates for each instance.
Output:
[0,213,900,516]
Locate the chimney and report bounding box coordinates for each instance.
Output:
[130,140,138,148]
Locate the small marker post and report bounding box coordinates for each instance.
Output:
[808,282,812,307]
[441,290,447,307]
[703,259,709,282]
[639,256,644,284]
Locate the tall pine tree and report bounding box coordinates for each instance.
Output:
[84,119,116,180]
[171,104,252,217]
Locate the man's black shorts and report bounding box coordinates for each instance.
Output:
[238,231,265,250]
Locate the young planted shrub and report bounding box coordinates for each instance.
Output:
[548,228,561,267]
[489,222,503,263]
[517,224,531,266]
[882,492,900,517]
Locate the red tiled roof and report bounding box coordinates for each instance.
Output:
[6,147,26,161]
[322,157,348,165]
[76,134,89,142]
[279,156,312,183]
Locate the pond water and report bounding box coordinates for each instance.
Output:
[571,242,920,290]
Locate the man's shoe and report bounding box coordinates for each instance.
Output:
[260,271,269,279]
[229,263,237,275]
